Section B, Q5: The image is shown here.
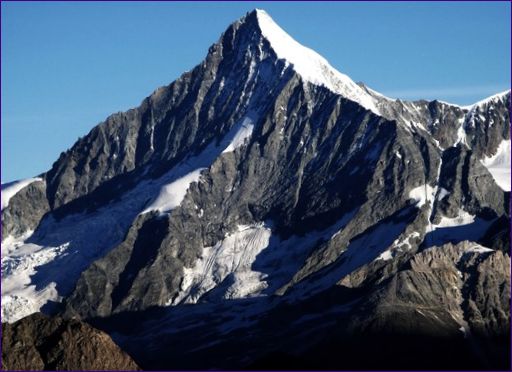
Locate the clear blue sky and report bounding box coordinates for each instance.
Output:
[1,1,510,182]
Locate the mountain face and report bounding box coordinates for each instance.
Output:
[2,9,510,370]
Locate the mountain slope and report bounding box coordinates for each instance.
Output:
[1,9,510,370]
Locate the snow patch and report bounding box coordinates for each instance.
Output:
[426,209,494,247]
[1,178,42,211]
[408,184,436,207]
[437,187,450,201]
[455,117,468,147]
[459,326,468,338]
[433,210,475,228]
[172,210,357,305]
[142,169,204,214]
[465,245,493,254]
[173,223,272,304]
[294,217,408,298]
[480,140,511,191]
[376,250,393,261]
[222,117,254,153]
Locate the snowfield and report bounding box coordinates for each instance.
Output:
[480,139,511,191]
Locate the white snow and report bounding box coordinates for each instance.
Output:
[455,117,468,147]
[459,326,468,338]
[465,245,493,254]
[408,184,436,207]
[2,235,69,323]
[142,169,205,214]
[394,231,421,251]
[1,202,140,323]
[173,223,272,304]
[376,250,393,261]
[480,140,511,191]
[222,117,255,153]
[255,10,381,115]
[462,90,510,110]
[437,187,450,201]
[1,178,42,211]
[433,210,475,228]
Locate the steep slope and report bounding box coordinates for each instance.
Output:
[1,8,510,370]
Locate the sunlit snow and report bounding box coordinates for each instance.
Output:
[222,117,255,153]
[408,184,436,207]
[480,140,511,191]
[172,223,272,304]
[255,9,381,115]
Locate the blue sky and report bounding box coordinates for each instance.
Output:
[1,1,510,182]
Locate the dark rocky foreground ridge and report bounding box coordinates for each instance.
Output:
[1,313,139,370]
[1,9,510,370]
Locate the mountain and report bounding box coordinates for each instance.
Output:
[1,9,510,370]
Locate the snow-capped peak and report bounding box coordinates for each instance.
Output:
[253,9,381,115]
[462,89,510,111]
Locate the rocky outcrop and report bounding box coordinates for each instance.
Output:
[349,241,510,337]
[1,313,139,370]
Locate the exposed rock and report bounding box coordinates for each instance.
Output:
[1,313,139,370]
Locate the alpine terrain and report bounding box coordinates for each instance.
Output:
[2,9,510,370]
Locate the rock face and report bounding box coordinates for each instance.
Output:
[1,313,139,370]
[82,241,506,371]
[1,9,510,370]
[349,241,510,337]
